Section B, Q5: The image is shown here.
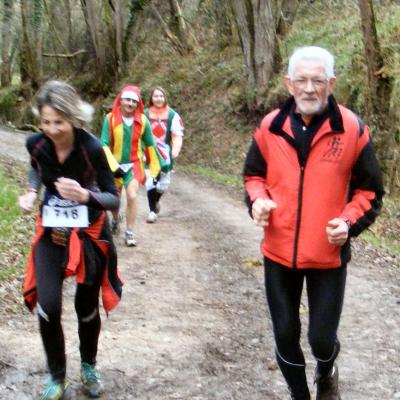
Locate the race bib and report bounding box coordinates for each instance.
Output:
[42,193,88,228]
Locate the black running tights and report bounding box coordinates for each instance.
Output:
[147,188,162,212]
[34,233,102,382]
[264,258,346,399]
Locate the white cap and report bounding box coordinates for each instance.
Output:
[121,90,139,101]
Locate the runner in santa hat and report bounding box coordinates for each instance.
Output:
[101,85,164,246]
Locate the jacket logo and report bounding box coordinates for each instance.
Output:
[321,136,344,162]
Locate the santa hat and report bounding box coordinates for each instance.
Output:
[112,85,144,116]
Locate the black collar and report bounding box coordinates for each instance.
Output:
[270,95,344,135]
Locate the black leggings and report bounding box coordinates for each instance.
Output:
[147,188,162,212]
[264,258,346,399]
[35,233,102,382]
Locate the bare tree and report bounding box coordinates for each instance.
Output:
[81,0,107,74]
[276,0,300,37]
[20,0,40,88]
[43,0,72,62]
[358,0,391,117]
[1,0,14,87]
[230,0,278,110]
[62,0,74,51]
[168,0,197,52]
[181,0,201,19]
[113,0,124,76]
[150,3,188,55]
[122,0,149,60]
[358,0,395,191]
[32,0,44,78]
[212,0,234,49]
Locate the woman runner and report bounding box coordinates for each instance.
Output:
[144,86,184,223]
[19,80,123,399]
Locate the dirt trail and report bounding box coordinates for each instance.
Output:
[0,128,399,400]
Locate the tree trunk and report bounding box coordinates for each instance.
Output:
[20,0,40,88]
[43,0,71,61]
[113,0,124,76]
[358,0,391,117]
[212,0,234,50]
[230,0,255,88]
[150,4,187,55]
[276,0,300,37]
[181,0,201,19]
[1,0,13,87]
[122,0,149,61]
[81,0,107,73]
[230,0,278,110]
[32,0,44,79]
[253,0,276,99]
[168,0,196,52]
[358,0,394,191]
[62,0,74,51]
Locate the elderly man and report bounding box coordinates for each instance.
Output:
[243,46,384,399]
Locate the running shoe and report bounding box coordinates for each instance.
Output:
[80,362,104,398]
[315,364,341,400]
[125,230,137,247]
[146,211,158,223]
[39,378,71,400]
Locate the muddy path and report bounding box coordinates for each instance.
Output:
[0,128,398,399]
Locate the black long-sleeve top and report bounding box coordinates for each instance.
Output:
[27,128,119,220]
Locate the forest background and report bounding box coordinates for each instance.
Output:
[0,0,399,258]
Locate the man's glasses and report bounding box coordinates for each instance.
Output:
[291,77,328,89]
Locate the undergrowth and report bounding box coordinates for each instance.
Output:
[0,163,34,282]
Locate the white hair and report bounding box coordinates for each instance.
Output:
[33,80,94,128]
[288,46,335,79]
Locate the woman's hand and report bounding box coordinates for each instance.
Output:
[171,135,183,159]
[18,191,38,213]
[55,177,89,203]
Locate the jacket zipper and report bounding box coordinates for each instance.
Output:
[292,163,305,268]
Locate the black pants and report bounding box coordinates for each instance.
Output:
[264,258,346,399]
[35,233,102,382]
[147,188,162,212]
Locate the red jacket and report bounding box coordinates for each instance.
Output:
[23,213,123,314]
[244,96,384,269]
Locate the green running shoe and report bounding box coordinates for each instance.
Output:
[39,378,71,400]
[80,362,104,398]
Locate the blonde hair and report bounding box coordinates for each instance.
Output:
[33,80,94,127]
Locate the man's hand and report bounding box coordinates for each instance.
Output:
[55,177,89,203]
[252,198,277,227]
[326,218,349,246]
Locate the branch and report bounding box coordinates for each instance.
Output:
[42,49,87,58]
[150,4,186,55]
